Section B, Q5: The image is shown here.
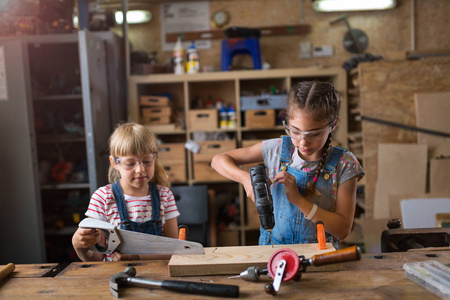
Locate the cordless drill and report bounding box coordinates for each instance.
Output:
[249,164,275,238]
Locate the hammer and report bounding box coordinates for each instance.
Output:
[110,266,239,298]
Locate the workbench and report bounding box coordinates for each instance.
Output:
[1,249,448,299]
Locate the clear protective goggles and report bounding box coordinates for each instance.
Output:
[114,153,158,170]
[282,120,333,142]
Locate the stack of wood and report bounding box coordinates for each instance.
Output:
[140,95,175,131]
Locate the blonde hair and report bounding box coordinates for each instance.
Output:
[108,122,170,187]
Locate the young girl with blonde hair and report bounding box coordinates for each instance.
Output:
[72,122,179,261]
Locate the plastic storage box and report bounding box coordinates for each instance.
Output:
[240,94,287,111]
[403,260,450,299]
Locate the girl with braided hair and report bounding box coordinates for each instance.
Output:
[211,81,364,248]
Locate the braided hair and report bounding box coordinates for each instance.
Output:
[286,81,341,199]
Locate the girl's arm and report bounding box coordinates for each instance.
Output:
[211,142,264,200]
[162,217,179,238]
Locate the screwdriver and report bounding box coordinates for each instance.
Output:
[228,266,268,281]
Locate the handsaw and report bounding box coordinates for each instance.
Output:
[78,218,205,255]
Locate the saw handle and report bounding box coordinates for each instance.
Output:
[310,245,361,267]
[161,280,239,298]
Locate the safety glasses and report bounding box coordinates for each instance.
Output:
[114,153,158,170]
[282,120,332,142]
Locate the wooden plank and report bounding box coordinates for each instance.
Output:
[430,158,450,194]
[168,243,336,276]
[388,193,450,224]
[166,25,310,42]
[415,91,450,158]
[373,143,427,219]
[359,58,450,219]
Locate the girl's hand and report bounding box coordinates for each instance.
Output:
[273,171,300,203]
[72,227,101,249]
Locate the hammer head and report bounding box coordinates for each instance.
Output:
[110,266,137,298]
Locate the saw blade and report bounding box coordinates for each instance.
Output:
[116,228,205,255]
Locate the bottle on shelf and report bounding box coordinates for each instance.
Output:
[227,105,237,129]
[173,36,184,74]
[220,105,228,129]
[186,41,200,74]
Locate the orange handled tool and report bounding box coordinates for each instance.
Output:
[309,245,361,267]
[178,225,188,241]
[316,221,328,250]
[0,263,15,281]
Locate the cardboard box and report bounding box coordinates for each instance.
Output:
[162,162,186,183]
[193,140,236,162]
[158,143,185,163]
[189,109,218,130]
[245,109,275,128]
[144,123,176,133]
[194,162,230,181]
[140,95,170,107]
[142,106,172,117]
[141,115,171,124]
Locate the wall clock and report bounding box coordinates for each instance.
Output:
[211,10,230,28]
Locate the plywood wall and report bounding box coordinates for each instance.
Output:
[359,57,450,219]
[111,0,450,71]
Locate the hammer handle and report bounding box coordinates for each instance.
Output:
[311,245,361,266]
[0,263,15,281]
[162,280,239,298]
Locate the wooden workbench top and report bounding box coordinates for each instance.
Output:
[1,249,448,299]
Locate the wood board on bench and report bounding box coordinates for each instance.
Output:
[168,243,336,276]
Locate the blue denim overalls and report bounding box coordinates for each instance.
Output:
[259,136,346,249]
[112,181,162,235]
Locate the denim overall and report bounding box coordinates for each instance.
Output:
[259,136,346,249]
[112,181,162,236]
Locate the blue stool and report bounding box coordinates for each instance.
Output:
[221,37,262,71]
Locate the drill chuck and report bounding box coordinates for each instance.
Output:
[250,164,275,231]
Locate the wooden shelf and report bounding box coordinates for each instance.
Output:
[41,183,90,190]
[128,67,347,246]
[34,94,82,101]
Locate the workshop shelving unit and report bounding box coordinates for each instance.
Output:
[0,30,124,264]
[128,67,347,246]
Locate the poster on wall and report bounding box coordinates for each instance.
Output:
[0,46,8,101]
[161,1,211,51]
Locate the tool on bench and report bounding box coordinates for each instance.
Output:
[79,218,204,255]
[250,164,275,245]
[0,263,15,281]
[110,266,239,298]
[230,245,361,295]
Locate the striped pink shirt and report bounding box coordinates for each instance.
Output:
[85,184,179,232]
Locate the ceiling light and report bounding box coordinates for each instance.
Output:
[114,10,152,25]
[313,0,397,12]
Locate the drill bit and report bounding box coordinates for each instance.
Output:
[228,266,267,281]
